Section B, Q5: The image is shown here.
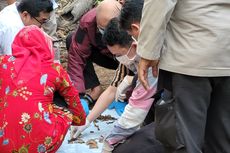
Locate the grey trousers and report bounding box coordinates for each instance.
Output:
[155,70,230,153]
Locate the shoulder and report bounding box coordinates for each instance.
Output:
[0,3,18,19]
[79,8,97,28]
[0,4,23,30]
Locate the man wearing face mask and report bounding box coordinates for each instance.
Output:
[101,17,158,153]
[119,0,156,125]
[67,0,121,106]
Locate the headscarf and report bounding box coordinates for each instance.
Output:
[11,25,54,85]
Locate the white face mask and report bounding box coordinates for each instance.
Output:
[116,46,137,66]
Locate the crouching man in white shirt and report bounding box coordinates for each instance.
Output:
[0,0,53,55]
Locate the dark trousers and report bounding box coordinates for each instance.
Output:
[113,122,164,153]
[155,70,230,153]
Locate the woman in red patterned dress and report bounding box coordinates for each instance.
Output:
[0,25,86,153]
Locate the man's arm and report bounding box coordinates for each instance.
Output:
[67,26,92,93]
[137,0,177,89]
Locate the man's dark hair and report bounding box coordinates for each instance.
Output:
[103,17,132,47]
[17,0,53,17]
[119,0,144,30]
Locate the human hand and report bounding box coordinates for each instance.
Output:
[70,118,91,140]
[107,100,116,110]
[114,101,128,116]
[138,58,159,90]
[107,100,128,116]
[115,75,133,102]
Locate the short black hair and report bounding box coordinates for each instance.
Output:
[17,0,53,17]
[119,0,144,30]
[103,17,132,48]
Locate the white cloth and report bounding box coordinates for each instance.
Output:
[0,3,24,55]
[137,0,230,77]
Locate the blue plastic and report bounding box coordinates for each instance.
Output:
[114,101,128,116]
[108,101,116,109]
[108,100,128,116]
[80,98,89,116]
